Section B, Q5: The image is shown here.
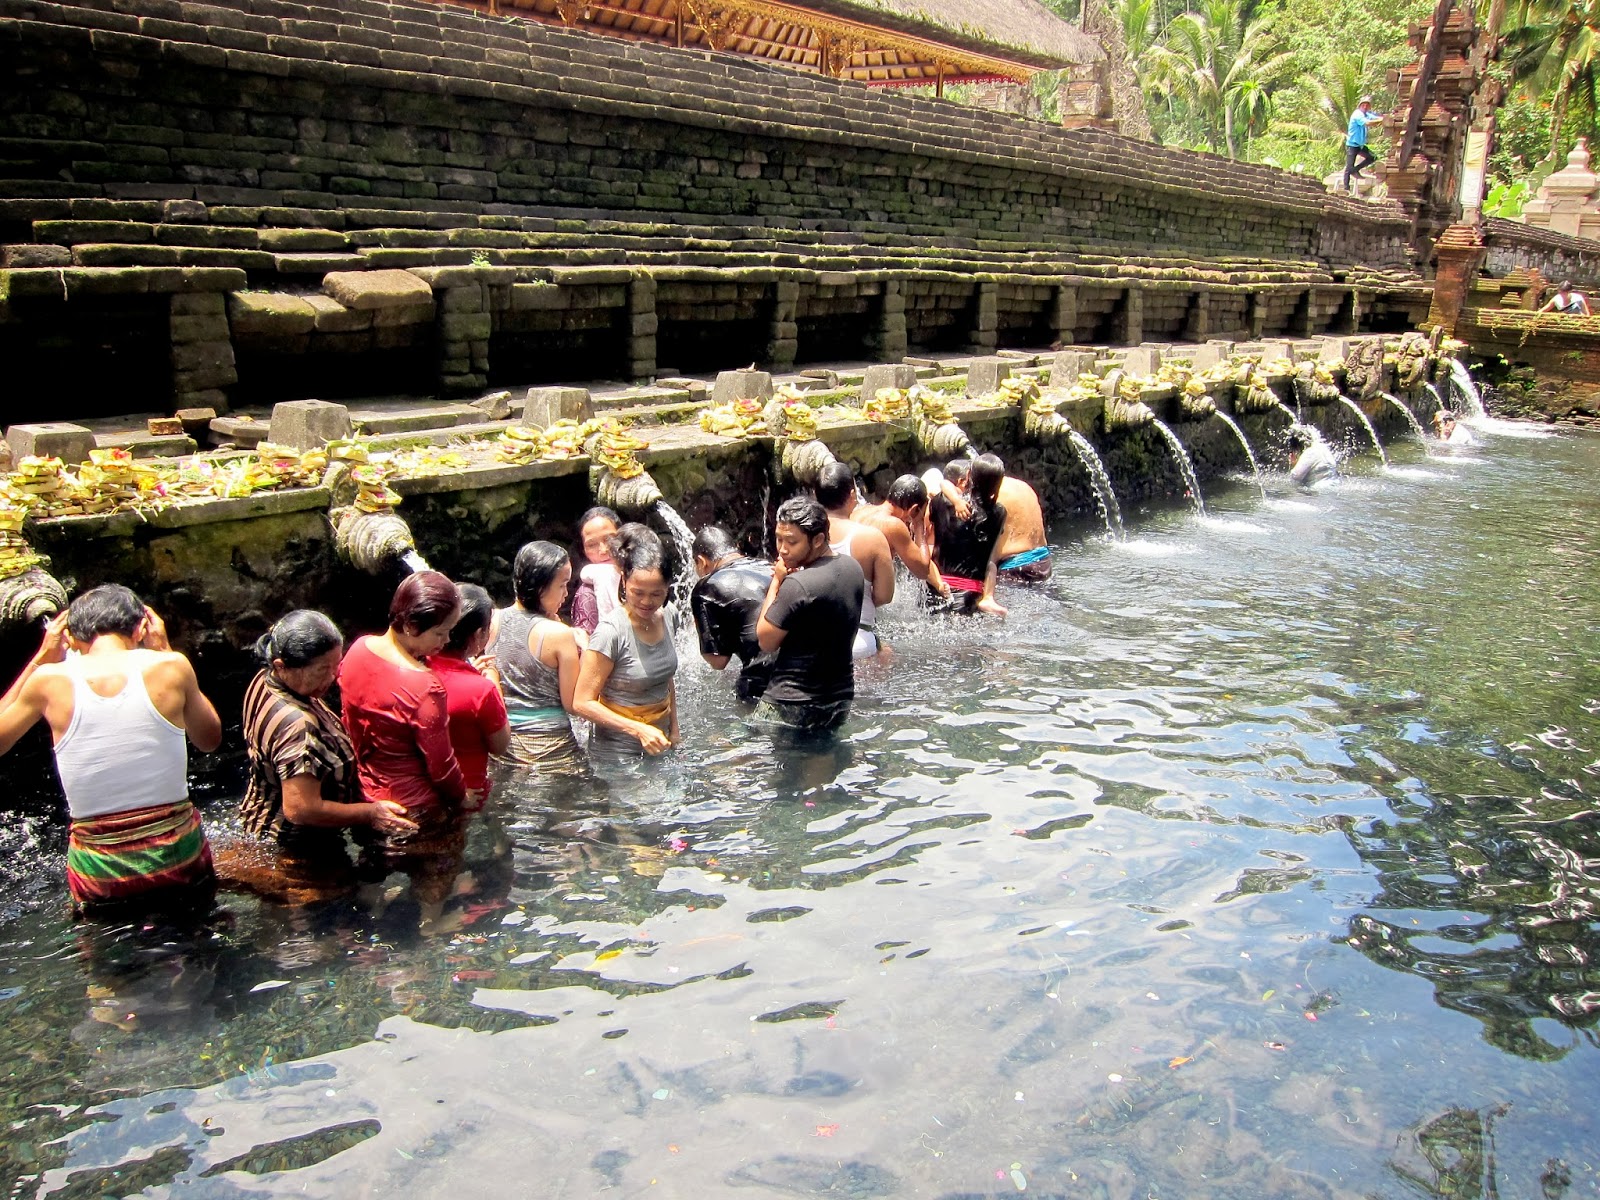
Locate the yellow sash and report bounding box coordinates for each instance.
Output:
[608,698,672,727]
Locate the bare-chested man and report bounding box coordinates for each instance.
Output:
[0,585,222,914]
[854,474,950,600]
[814,461,895,658]
[994,474,1051,581]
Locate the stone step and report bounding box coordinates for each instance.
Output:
[347,404,485,434]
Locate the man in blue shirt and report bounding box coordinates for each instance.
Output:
[1343,97,1383,192]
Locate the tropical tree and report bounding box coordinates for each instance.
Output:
[1141,0,1296,157]
[1501,0,1600,159]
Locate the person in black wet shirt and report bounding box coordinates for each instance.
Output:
[928,453,1009,617]
[755,496,865,733]
[690,525,776,702]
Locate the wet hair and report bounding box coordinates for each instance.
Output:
[67,584,146,643]
[1286,428,1312,451]
[969,454,1005,506]
[1559,280,1573,292]
[775,495,829,540]
[886,474,928,510]
[692,525,738,563]
[512,539,570,613]
[444,583,494,654]
[608,522,665,582]
[814,461,857,510]
[945,458,972,485]
[389,570,461,635]
[254,609,341,669]
[577,505,620,552]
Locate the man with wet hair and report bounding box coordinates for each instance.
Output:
[0,584,222,914]
[814,461,894,658]
[854,474,950,600]
[1286,427,1338,488]
[928,453,1009,616]
[756,496,865,732]
[690,524,776,702]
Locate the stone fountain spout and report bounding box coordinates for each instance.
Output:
[0,566,69,628]
[919,419,973,460]
[592,466,664,517]
[1103,393,1155,431]
[333,507,420,575]
[1176,388,1217,420]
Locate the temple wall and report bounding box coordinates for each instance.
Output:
[0,0,1425,413]
[1481,219,1600,292]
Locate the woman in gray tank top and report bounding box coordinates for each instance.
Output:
[491,541,584,770]
[574,524,679,768]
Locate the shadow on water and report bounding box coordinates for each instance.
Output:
[4,430,1600,1197]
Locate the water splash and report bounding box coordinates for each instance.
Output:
[400,549,431,575]
[963,445,978,460]
[653,498,698,616]
[1448,359,1487,420]
[1381,392,1426,441]
[1064,429,1124,539]
[1424,381,1448,417]
[1212,412,1265,498]
[1149,418,1206,515]
[1334,395,1388,468]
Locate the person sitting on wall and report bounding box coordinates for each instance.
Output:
[574,523,679,766]
[755,496,866,734]
[0,585,222,915]
[853,475,951,601]
[690,524,776,703]
[814,462,895,659]
[426,583,511,811]
[1539,280,1592,317]
[1286,427,1339,488]
[229,609,417,904]
[928,454,1009,617]
[993,472,1052,582]
[1343,96,1384,192]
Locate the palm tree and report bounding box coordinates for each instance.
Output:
[1142,0,1296,157]
[1502,0,1599,158]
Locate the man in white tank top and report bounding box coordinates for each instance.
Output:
[0,585,222,913]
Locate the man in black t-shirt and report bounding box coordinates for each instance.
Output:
[690,525,775,702]
[755,495,865,732]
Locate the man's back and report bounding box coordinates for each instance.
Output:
[828,515,894,609]
[33,649,195,743]
[995,477,1046,559]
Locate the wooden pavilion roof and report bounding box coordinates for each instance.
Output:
[453,0,1101,85]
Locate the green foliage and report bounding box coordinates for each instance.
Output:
[1482,179,1531,218]
[1502,0,1600,160]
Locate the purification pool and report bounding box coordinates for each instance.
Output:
[2,417,1598,1198]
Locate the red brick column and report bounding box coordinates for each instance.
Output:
[1429,223,1487,335]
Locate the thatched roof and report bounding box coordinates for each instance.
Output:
[479,0,1101,84]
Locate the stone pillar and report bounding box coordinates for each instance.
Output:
[1521,139,1600,240]
[970,281,998,351]
[768,280,798,371]
[1113,287,1143,346]
[437,282,491,395]
[628,273,658,382]
[1427,223,1488,335]
[1182,291,1210,342]
[1293,288,1316,338]
[170,293,237,414]
[1245,292,1267,340]
[872,279,908,362]
[1052,285,1078,345]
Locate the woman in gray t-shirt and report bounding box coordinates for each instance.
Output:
[573,524,679,764]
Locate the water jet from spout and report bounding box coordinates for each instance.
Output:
[1064,429,1124,538]
[1334,395,1388,468]
[1212,412,1265,499]
[1381,393,1426,441]
[1149,418,1205,514]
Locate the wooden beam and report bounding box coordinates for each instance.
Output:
[1396,0,1456,171]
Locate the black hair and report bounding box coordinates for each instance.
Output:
[1286,428,1312,451]
[1559,280,1573,292]
[512,539,571,614]
[67,584,146,643]
[775,495,829,539]
[577,505,620,541]
[886,473,928,510]
[945,458,972,484]
[814,461,857,510]
[969,453,1005,506]
[444,583,494,654]
[254,609,342,669]
[608,522,665,582]
[692,525,739,563]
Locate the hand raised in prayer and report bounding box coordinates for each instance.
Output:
[32,611,70,666]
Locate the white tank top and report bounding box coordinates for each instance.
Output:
[54,658,188,819]
[829,527,876,629]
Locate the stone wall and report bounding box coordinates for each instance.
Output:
[0,0,1425,412]
[1482,219,1600,292]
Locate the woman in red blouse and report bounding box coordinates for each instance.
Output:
[338,571,466,834]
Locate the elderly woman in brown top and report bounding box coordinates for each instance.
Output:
[224,610,416,903]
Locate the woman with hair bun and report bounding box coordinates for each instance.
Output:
[494,540,586,769]
[573,523,679,765]
[227,610,418,901]
[337,571,467,822]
